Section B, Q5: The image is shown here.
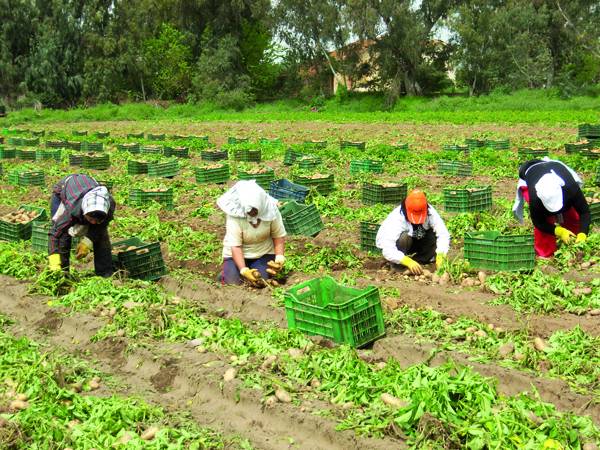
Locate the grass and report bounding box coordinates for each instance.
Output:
[2,89,600,126]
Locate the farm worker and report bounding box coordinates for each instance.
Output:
[217,180,287,286]
[48,174,116,277]
[376,189,450,275]
[513,158,590,257]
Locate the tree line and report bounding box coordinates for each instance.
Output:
[1,0,598,109]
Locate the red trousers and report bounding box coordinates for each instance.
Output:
[520,186,580,257]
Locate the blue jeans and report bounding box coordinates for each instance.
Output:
[221,254,275,285]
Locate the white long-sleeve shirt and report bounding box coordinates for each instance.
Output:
[375,204,450,264]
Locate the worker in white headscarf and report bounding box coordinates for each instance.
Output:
[217,180,287,286]
[48,174,116,276]
[513,158,590,257]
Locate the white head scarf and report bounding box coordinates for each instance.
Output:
[217,180,279,224]
[535,171,565,213]
[81,186,111,215]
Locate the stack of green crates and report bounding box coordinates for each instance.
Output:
[228,137,249,145]
[140,145,163,155]
[0,205,47,242]
[464,231,534,271]
[350,159,383,175]
[360,222,381,253]
[69,153,84,166]
[340,141,366,150]
[127,159,149,175]
[293,174,334,195]
[296,155,321,170]
[194,164,230,184]
[8,170,45,187]
[518,148,549,159]
[238,167,274,189]
[578,123,600,140]
[117,143,140,153]
[485,139,510,150]
[284,148,305,165]
[303,140,327,150]
[16,149,36,161]
[565,142,590,154]
[233,149,261,162]
[45,140,68,149]
[284,276,385,348]
[147,159,179,178]
[201,149,228,161]
[0,147,16,159]
[362,182,407,205]
[147,133,165,141]
[111,237,167,281]
[81,142,104,152]
[437,160,473,177]
[584,191,600,223]
[129,188,174,210]
[35,149,61,162]
[163,146,189,158]
[67,141,82,151]
[443,186,492,212]
[83,153,111,170]
[279,201,324,237]
[127,132,144,139]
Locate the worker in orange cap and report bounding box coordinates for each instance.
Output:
[375,190,450,274]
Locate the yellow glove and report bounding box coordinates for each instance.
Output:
[240,267,261,283]
[48,254,62,271]
[400,256,423,275]
[75,237,93,260]
[575,233,587,244]
[266,259,283,276]
[435,253,447,270]
[554,226,575,244]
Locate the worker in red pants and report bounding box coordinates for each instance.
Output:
[513,158,591,257]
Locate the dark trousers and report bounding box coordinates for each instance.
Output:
[51,194,113,277]
[221,254,275,285]
[396,228,437,264]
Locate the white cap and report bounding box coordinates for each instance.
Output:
[535,171,564,213]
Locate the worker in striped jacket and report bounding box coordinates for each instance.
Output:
[48,174,116,277]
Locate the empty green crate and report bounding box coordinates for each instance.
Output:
[284,276,385,348]
[35,149,61,161]
[465,138,486,149]
[362,182,407,205]
[296,156,322,170]
[292,174,334,195]
[163,146,189,158]
[112,238,167,281]
[7,170,45,187]
[117,143,140,153]
[0,147,16,159]
[16,149,36,161]
[360,222,381,253]
[45,140,68,149]
[201,149,228,161]
[464,231,534,271]
[437,160,473,177]
[69,153,84,166]
[518,148,549,159]
[195,164,230,184]
[140,145,163,155]
[147,133,165,141]
[444,186,492,212]
[81,142,104,152]
[83,154,111,170]
[127,160,149,175]
[350,159,383,175]
[0,205,47,242]
[238,168,274,189]
[228,137,249,145]
[269,179,310,203]
[31,221,50,252]
[340,141,366,150]
[147,159,179,178]
[233,149,261,162]
[129,188,173,210]
[485,139,510,150]
[284,148,305,165]
[279,201,324,237]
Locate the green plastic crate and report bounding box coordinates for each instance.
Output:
[595,165,600,186]
[194,164,230,184]
[296,156,322,170]
[284,276,385,348]
[201,149,228,161]
[147,133,165,141]
[578,123,600,138]
[437,160,473,177]
[69,153,84,166]
[233,149,261,162]
[259,137,281,144]
[464,231,534,271]
[129,188,174,210]
[279,201,324,237]
[112,238,167,281]
[72,130,88,137]
[292,174,335,195]
[31,221,50,252]
[565,142,590,154]
[350,159,383,175]
[81,142,104,152]
[444,186,492,212]
[7,137,23,146]
[7,170,45,187]
[36,149,62,161]
[303,140,327,150]
[340,141,366,150]
[163,146,189,158]
[117,143,140,153]
[518,148,549,159]
[127,159,149,175]
[228,137,249,145]
[284,148,305,165]
[127,132,144,139]
[0,147,16,159]
[238,168,275,189]
[362,182,407,205]
[580,148,600,159]
[0,205,48,242]
[67,141,82,151]
[31,130,45,137]
[16,149,36,161]
[442,144,470,155]
[360,222,381,253]
[140,145,163,156]
[584,191,600,224]
[94,131,110,139]
[485,139,510,150]
[45,140,68,149]
[465,138,486,149]
[83,153,111,170]
[147,159,179,178]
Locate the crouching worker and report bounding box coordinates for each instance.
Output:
[217,180,287,286]
[48,174,116,277]
[513,158,590,257]
[376,189,450,275]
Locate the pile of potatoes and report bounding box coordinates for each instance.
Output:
[202,163,225,170]
[305,173,329,179]
[143,188,169,192]
[112,245,139,255]
[402,268,487,288]
[585,195,599,204]
[245,167,270,174]
[1,209,39,224]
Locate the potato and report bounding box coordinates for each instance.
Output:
[380,393,407,409]
[275,388,292,403]
[141,426,159,441]
[533,337,547,352]
[9,399,29,410]
[223,368,237,382]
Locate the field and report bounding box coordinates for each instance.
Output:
[0,112,599,449]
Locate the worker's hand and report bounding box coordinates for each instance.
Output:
[266,257,284,276]
[240,267,265,287]
[435,253,447,270]
[75,237,93,260]
[400,256,423,275]
[575,232,587,244]
[48,254,62,271]
[554,226,575,244]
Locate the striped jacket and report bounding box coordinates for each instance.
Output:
[49,174,115,253]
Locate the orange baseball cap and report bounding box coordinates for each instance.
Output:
[405,190,428,224]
